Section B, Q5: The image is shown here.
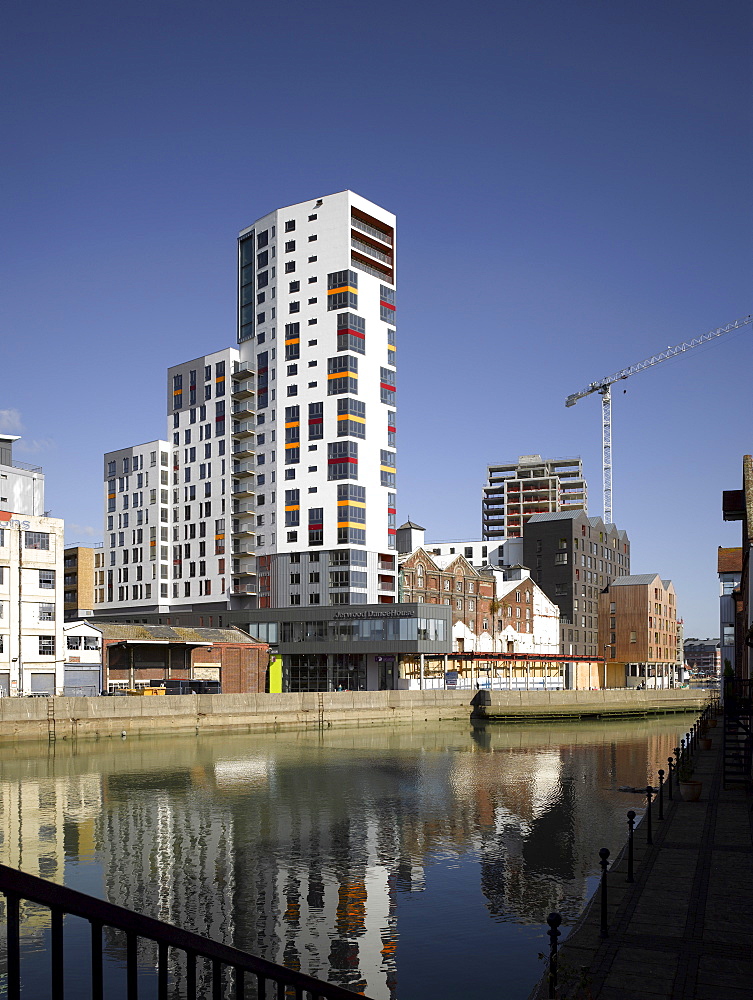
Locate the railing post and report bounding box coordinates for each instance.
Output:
[667,757,674,800]
[7,891,21,1000]
[645,786,653,845]
[91,920,103,1000]
[599,847,610,937]
[51,907,64,1000]
[547,912,562,998]
[626,811,635,883]
[674,747,681,786]
[658,768,665,820]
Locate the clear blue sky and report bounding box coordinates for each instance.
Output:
[2,0,751,637]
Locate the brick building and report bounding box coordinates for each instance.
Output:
[96,623,268,694]
[399,547,493,652]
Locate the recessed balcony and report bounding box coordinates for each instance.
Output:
[232,420,255,439]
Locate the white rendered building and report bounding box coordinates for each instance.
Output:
[101,348,244,616]
[237,190,397,607]
[100,441,171,612]
[0,437,64,695]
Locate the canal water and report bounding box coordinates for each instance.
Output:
[0,715,692,998]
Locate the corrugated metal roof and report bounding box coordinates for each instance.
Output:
[92,623,258,643]
[607,574,662,586]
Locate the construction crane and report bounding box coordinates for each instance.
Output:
[565,314,753,525]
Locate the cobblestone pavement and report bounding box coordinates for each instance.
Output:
[535,720,753,999]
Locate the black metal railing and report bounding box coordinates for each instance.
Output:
[545,699,716,998]
[0,863,375,1000]
[723,677,753,788]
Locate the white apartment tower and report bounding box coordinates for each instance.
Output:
[482,455,588,540]
[237,191,397,607]
[101,347,242,615]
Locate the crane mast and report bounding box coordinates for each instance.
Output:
[566,315,752,524]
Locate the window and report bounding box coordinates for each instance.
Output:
[285,220,296,232]
[336,312,365,353]
[308,401,323,439]
[284,261,295,273]
[337,397,366,438]
[380,367,396,405]
[285,240,296,252]
[327,355,358,395]
[328,441,358,480]
[39,603,55,621]
[289,301,300,314]
[327,270,358,311]
[25,531,50,550]
[39,570,55,589]
[39,636,55,656]
[67,636,81,650]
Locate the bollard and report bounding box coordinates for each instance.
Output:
[680,738,687,773]
[626,811,636,883]
[667,757,674,800]
[658,768,665,820]
[674,747,681,786]
[645,785,653,845]
[547,912,562,999]
[599,847,610,938]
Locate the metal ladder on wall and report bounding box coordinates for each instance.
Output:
[723,680,752,789]
[318,692,325,730]
[46,698,56,743]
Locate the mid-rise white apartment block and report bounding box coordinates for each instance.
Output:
[0,436,64,695]
[482,454,588,540]
[101,348,244,616]
[237,190,397,607]
[166,347,242,609]
[100,440,171,612]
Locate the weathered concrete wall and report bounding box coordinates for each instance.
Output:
[475,687,709,719]
[0,688,714,744]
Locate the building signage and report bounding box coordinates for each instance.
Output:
[0,515,31,529]
[333,610,414,620]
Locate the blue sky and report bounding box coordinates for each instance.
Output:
[2,0,751,637]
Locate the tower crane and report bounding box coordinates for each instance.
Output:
[565,315,752,525]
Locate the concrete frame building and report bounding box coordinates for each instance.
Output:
[522,510,631,658]
[482,455,587,540]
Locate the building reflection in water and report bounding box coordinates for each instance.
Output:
[0,719,683,999]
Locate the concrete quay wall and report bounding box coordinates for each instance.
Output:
[476,687,710,720]
[0,688,712,744]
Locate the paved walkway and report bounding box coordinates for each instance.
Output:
[542,720,753,999]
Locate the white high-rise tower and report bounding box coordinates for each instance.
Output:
[236,191,397,608]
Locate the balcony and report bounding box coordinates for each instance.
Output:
[231,581,257,596]
[232,520,255,536]
[233,501,254,515]
[232,440,255,459]
[232,359,254,377]
[350,215,393,246]
[232,480,254,498]
[351,236,392,265]
[231,374,256,398]
[232,420,255,439]
[232,400,254,420]
[233,461,255,478]
[233,542,254,556]
[232,557,256,576]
